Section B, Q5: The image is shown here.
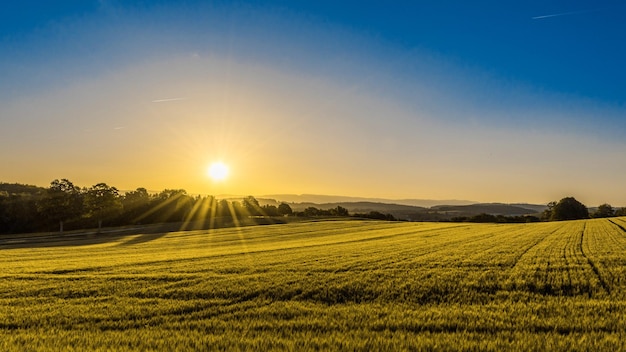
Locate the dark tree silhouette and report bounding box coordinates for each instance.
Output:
[38,179,83,233]
[261,204,279,216]
[277,203,293,216]
[85,183,122,232]
[243,196,261,216]
[303,207,320,216]
[550,197,589,221]
[120,187,152,224]
[0,191,39,233]
[541,201,557,221]
[334,205,349,216]
[152,189,193,222]
[592,203,614,218]
[217,199,231,218]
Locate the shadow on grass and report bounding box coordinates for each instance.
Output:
[117,232,169,246]
[0,217,289,249]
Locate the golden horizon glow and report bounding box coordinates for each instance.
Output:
[207,162,229,182]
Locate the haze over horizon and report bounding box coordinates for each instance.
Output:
[2,1,626,206]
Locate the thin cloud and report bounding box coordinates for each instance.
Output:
[532,9,600,20]
[151,97,189,103]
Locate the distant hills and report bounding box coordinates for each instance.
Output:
[431,203,547,216]
[260,194,477,208]
[258,194,547,221]
[0,182,43,195]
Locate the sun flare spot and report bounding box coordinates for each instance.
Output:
[207,162,229,181]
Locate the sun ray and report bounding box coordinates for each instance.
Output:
[226,201,252,258]
[132,193,184,224]
[179,196,206,231]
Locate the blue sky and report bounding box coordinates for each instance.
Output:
[1,1,625,204]
[3,1,625,105]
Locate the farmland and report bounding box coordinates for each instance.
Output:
[1,218,626,350]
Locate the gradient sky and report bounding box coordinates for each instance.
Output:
[2,0,626,205]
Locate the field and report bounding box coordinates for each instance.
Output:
[2,218,626,350]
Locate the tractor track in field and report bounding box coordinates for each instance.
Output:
[580,223,611,295]
[608,219,626,234]
[508,226,557,270]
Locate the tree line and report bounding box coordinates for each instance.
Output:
[0,180,295,234]
[1,180,623,234]
[453,197,626,224]
[0,179,400,234]
[540,197,626,220]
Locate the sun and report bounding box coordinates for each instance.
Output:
[207,162,229,181]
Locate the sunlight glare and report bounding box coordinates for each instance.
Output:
[207,162,229,181]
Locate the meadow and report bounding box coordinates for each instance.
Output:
[1,218,626,351]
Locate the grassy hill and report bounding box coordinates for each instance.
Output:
[2,218,626,350]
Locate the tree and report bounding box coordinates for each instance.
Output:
[121,188,152,224]
[303,207,320,216]
[152,189,193,222]
[334,205,349,216]
[230,201,245,217]
[615,208,626,217]
[243,196,261,216]
[541,201,557,221]
[38,179,83,233]
[84,183,122,232]
[277,203,293,216]
[354,211,396,221]
[592,203,614,218]
[470,213,498,223]
[186,195,216,222]
[217,199,231,218]
[124,187,150,207]
[550,197,589,221]
[0,193,39,233]
[261,204,279,217]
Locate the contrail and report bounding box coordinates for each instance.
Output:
[532,9,598,20]
[151,97,189,103]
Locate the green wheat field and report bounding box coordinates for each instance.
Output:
[2,218,626,351]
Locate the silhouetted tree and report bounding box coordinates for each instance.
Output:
[303,207,320,216]
[470,213,498,223]
[352,211,390,220]
[334,205,349,216]
[541,201,557,221]
[277,203,293,216]
[261,204,279,216]
[231,201,245,217]
[243,196,261,216]
[0,184,46,233]
[615,207,626,217]
[550,197,589,221]
[592,203,614,218]
[121,187,153,224]
[38,179,83,233]
[217,199,231,218]
[186,195,216,222]
[85,183,122,232]
[153,189,193,222]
